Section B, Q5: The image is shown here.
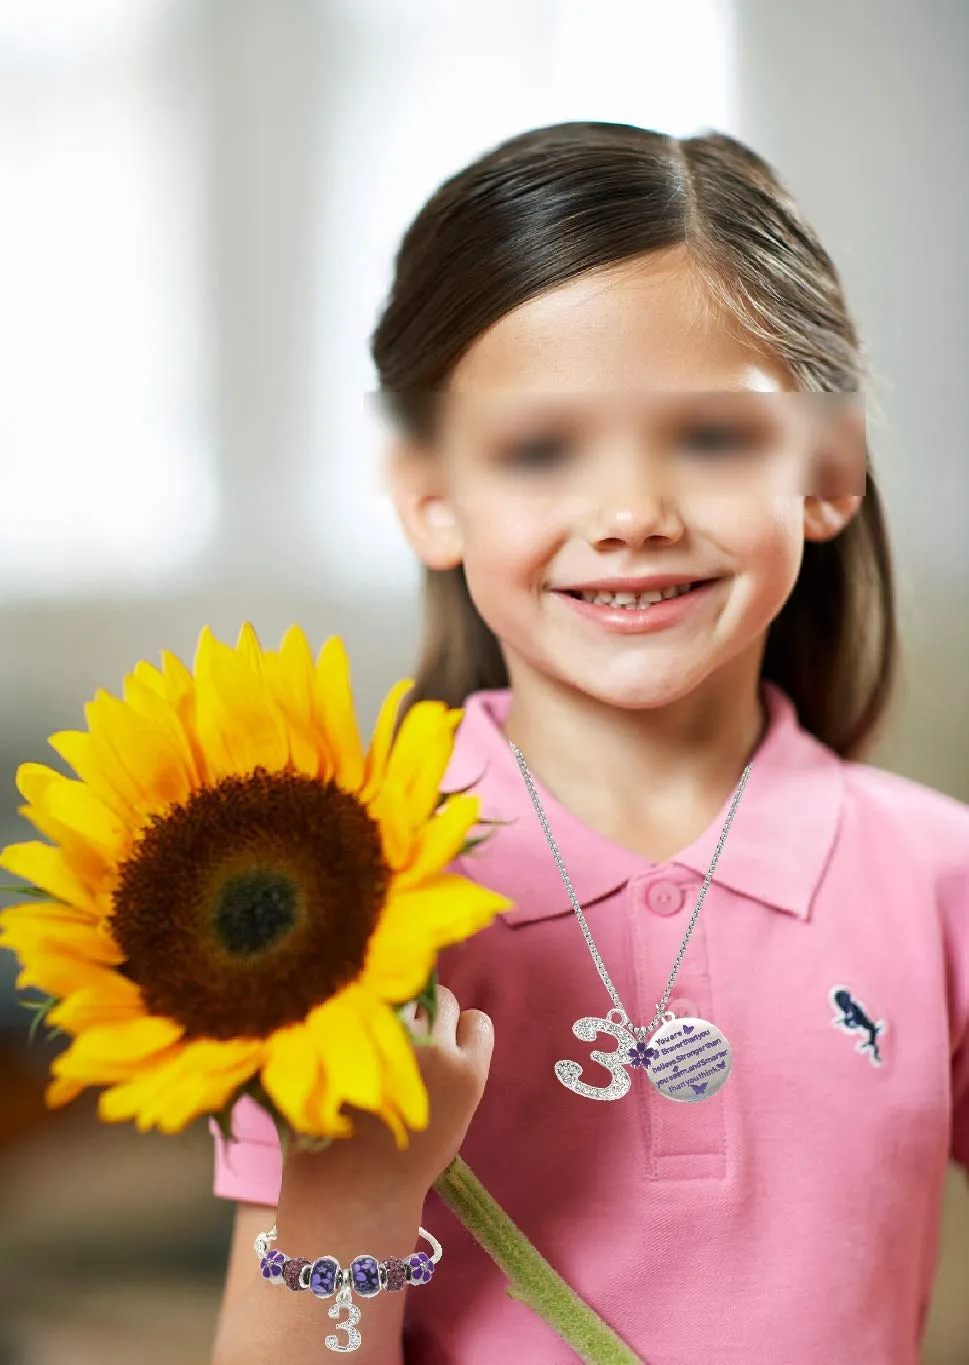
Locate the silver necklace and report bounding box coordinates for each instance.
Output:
[509,741,752,1105]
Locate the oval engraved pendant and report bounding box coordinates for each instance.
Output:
[644,1016,732,1102]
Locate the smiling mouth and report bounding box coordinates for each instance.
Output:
[556,580,717,610]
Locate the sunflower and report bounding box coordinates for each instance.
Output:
[0,624,510,1148]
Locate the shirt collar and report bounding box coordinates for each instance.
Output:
[443,680,844,925]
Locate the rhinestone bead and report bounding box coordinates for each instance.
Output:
[383,1256,408,1292]
[350,1255,381,1298]
[282,1257,309,1291]
[309,1255,340,1299]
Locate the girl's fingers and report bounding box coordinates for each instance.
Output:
[455,1008,494,1079]
[430,985,460,1046]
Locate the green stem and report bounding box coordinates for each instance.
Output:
[432,1155,641,1365]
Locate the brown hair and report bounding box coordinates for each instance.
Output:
[370,122,898,759]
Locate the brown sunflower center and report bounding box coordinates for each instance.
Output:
[107,767,391,1040]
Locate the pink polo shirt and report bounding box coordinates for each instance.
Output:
[211,681,969,1364]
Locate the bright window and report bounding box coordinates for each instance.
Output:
[0,0,216,598]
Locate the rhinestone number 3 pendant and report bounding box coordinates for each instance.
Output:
[325,1284,362,1352]
[554,1014,638,1100]
[556,1010,732,1103]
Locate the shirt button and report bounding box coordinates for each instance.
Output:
[646,880,685,915]
[669,997,699,1018]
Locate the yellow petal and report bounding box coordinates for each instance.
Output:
[363,876,511,1001]
[261,1023,319,1132]
[85,690,194,815]
[359,678,414,806]
[0,918,122,969]
[303,986,382,1121]
[122,671,199,788]
[46,729,137,824]
[383,701,463,826]
[314,637,365,794]
[385,874,511,944]
[369,775,417,871]
[360,933,433,1002]
[365,703,463,867]
[52,1015,185,1082]
[0,842,100,914]
[46,971,146,1032]
[273,625,316,729]
[17,763,129,865]
[263,626,332,778]
[12,948,114,998]
[393,793,480,890]
[97,1065,176,1129]
[46,1073,88,1108]
[363,999,429,1134]
[194,625,290,778]
[99,1036,265,1134]
[155,650,208,784]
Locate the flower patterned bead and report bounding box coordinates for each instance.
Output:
[260,1250,286,1282]
[383,1256,408,1292]
[407,1251,434,1285]
[351,1255,381,1297]
[309,1255,340,1298]
[282,1256,309,1291]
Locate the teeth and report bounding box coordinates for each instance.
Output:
[577,584,696,608]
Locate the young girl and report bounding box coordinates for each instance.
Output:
[210,122,969,1365]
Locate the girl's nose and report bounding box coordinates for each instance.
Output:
[586,494,685,549]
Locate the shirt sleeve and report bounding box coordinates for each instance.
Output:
[208,1092,283,1206]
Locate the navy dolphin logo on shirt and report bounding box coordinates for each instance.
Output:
[829,985,885,1067]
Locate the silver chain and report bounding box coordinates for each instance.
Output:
[509,742,752,1042]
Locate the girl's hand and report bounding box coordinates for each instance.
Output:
[279,986,494,1215]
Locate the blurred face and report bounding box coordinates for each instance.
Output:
[390,247,861,712]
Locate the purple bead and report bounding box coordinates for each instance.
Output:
[309,1255,340,1299]
[351,1255,381,1298]
[282,1256,309,1291]
[260,1250,286,1282]
[384,1256,408,1293]
[407,1251,434,1285]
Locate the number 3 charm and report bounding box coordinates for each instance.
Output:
[555,1015,639,1100]
[325,1284,362,1352]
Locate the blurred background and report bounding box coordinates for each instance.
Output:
[1,0,967,1361]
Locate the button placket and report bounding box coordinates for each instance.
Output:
[628,874,727,1180]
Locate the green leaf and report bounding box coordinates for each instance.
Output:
[417,964,438,1031]
[395,963,440,1045]
[0,883,51,900]
[209,1101,236,1145]
[289,1131,334,1156]
[459,834,492,856]
[19,993,59,1045]
[435,777,482,808]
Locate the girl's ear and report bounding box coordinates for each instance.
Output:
[803,493,863,542]
[383,440,464,570]
[803,394,866,541]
